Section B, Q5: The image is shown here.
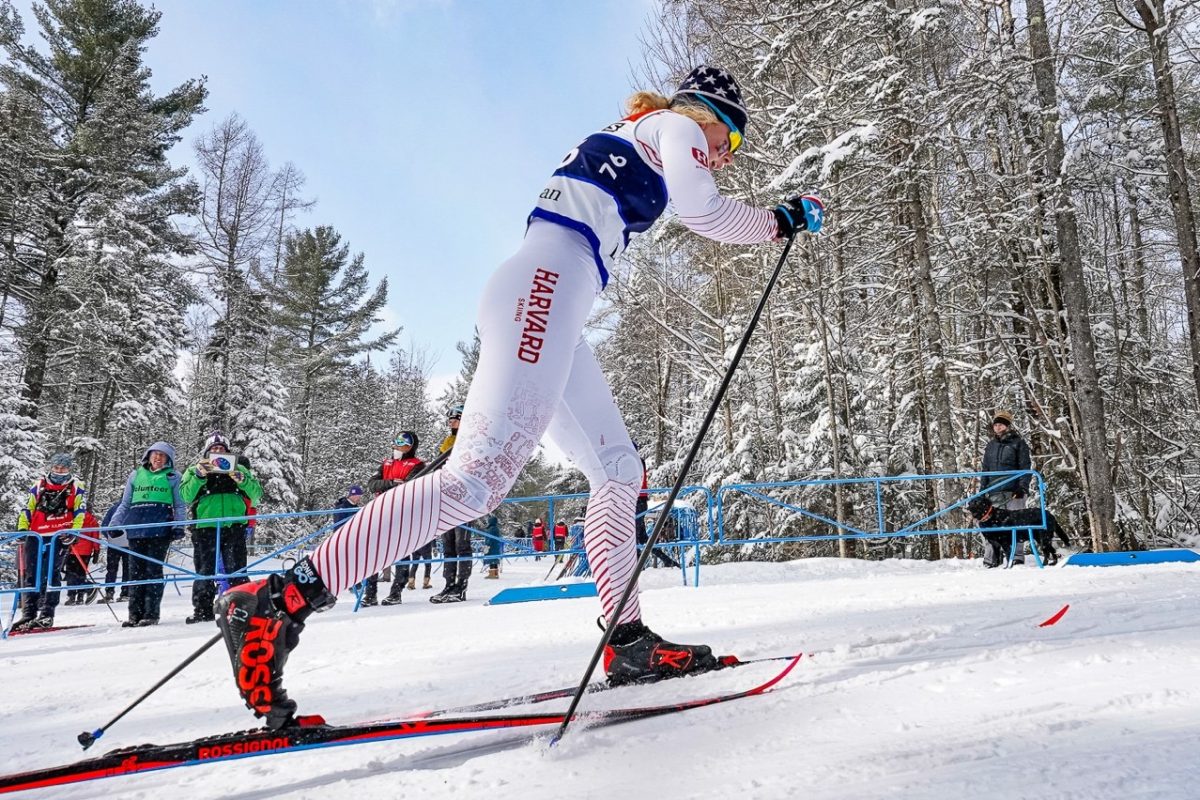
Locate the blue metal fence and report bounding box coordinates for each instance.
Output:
[1,470,1051,632]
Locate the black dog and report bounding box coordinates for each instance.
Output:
[966,496,1072,567]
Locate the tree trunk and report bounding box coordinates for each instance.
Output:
[1132,0,1200,407]
[1026,0,1116,550]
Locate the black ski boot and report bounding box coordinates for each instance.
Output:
[10,615,38,633]
[214,557,336,730]
[603,620,719,686]
[429,582,465,604]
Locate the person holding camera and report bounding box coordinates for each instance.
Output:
[181,431,262,623]
[108,442,189,626]
[11,453,89,631]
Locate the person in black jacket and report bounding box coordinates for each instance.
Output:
[979,409,1033,566]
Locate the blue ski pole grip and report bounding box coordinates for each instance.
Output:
[78,729,102,750]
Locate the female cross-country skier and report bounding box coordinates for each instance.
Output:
[216,65,825,729]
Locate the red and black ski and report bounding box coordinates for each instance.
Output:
[415,652,799,718]
[0,654,802,795]
[5,624,94,638]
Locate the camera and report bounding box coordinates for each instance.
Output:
[204,452,239,474]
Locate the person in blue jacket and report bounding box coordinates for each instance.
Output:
[109,442,188,627]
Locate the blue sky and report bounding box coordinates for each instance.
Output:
[130,0,657,393]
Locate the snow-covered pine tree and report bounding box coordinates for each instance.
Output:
[271,225,399,504]
[0,350,45,518]
[233,362,301,514]
[0,0,205,421]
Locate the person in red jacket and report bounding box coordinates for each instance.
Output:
[530,518,546,561]
[13,453,89,630]
[367,432,429,606]
[552,520,568,563]
[62,511,102,605]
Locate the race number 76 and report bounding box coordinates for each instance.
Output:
[559,148,627,179]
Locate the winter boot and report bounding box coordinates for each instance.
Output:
[381,589,403,606]
[116,592,129,603]
[429,582,465,604]
[214,557,336,730]
[603,620,719,686]
[10,615,38,632]
[361,587,378,607]
[422,576,432,590]
[64,594,77,606]
[122,616,142,628]
[104,588,115,603]
[406,576,416,591]
[486,566,500,580]
[186,611,216,624]
[136,618,159,627]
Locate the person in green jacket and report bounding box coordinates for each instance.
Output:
[180,431,263,624]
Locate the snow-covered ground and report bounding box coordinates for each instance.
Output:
[2,555,1198,799]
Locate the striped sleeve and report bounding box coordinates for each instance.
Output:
[653,113,778,244]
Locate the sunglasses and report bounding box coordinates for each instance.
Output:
[695,95,743,154]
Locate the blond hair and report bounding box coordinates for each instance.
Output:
[626,91,718,127]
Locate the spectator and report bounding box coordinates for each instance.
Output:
[366,431,429,605]
[483,514,502,579]
[109,442,189,627]
[100,504,130,603]
[531,518,546,561]
[552,520,568,563]
[331,484,366,529]
[180,431,262,624]
[432,405,473,603]
[12,453,88,631]
[979,409,1033,567]
[61,511,102,605]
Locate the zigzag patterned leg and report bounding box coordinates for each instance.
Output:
[584,480,641,625]
[311,471,480,596]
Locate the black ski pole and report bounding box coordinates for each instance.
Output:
[71,550,119,623]
[551,233,800,744]
[410,446,452,480]
[78,632,222,750]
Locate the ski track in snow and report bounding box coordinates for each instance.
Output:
[1,557,1197,799]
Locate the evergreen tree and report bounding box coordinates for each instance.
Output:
[0,350,44,517]
[437,330,480,413]
[234,362,301,511]
[0,0,205,418]
[273,225,399,496]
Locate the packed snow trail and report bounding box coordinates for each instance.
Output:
[1,557,1197,799]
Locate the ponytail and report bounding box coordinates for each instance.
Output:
[626,90,718,128]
